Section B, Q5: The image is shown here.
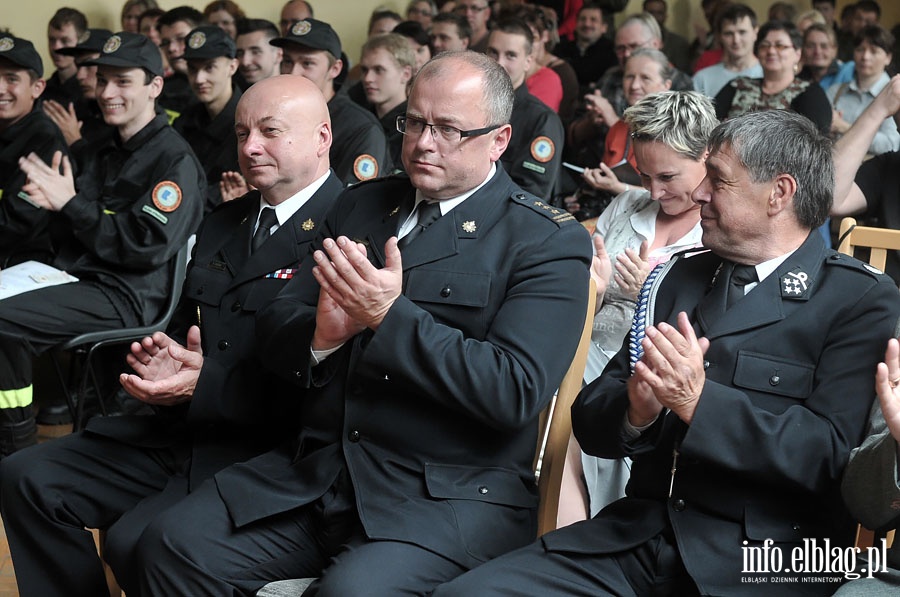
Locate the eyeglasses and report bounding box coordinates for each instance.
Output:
[396,115,500,144]
[614,40,652,56]
[757,41,795,52]
[455,4,489,14]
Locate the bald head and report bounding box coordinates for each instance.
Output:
[235,75,332,204]
[280,0,313,36]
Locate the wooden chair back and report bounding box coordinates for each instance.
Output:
[837,217,900,551]
[838,217,900,272]
[535,279,596,536]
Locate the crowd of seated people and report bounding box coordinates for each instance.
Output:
[0,1,899,595]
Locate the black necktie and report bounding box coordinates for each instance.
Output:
[398,201,442,249]
[251,207,278,253]
[726,263,758,309]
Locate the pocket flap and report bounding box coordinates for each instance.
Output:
[405,269,490,307]
[733,351,814,399]
[424,463,537,508]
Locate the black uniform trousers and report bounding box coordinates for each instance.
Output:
[0,429,188,596]
[0,282,129,420]
[125,447,465,596]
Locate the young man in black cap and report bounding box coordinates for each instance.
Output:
[1,32,204,455]
[42,28,115,166]
[176,26,241,213]
[0,35,70,267]
[273,18,390,185]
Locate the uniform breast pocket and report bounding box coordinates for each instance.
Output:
[183,266,233,307]
[405,269,492,338]
[732,351,815,400]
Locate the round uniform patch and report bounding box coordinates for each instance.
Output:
[188,31,206,49]
[291,21,312,36]
[530,136,555,163]
[0,38,13,53]
[152,181,183,213]
[103,35,122,54]
[353,155,378,180]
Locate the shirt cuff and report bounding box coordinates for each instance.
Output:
[621,410,661,440]
[310,344,343,366]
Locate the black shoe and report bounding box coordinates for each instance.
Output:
[36,402,73,425]
[0,418,37,458]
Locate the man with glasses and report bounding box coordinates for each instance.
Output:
[455,0,491,53]
[568,14,692,178]
[117,50,592,596]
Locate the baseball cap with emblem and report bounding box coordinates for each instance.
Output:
[82,32,164,77]
[0,36,43,78]
[183,26,237,61]
[55,29,114,57]
[271,19,342,60]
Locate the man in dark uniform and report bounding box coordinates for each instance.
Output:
[43,7,88,109]
[1,32,204,455]
[175,26,241,213]
[434,109,900,596]
[487,20,563,200]
[111,50,591,596]
[832,74,900,283]
[0,36,70,267]
[0,74,341,596]
[43,28,114,170]
[273,18,390,186]
[156,6,203,121]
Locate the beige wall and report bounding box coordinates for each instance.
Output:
[14,0,398,79]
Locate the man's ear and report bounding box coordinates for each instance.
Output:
[767,173,798,216]
[489,123,512,162]
[31,78,46,100]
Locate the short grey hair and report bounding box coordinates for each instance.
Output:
[413,50,514,126]
[619,13,662,42]
[623,90,718,160]
[625,48,673,86]
[707,110,833,229]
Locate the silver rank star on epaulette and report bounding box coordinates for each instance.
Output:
[780,268,811,299]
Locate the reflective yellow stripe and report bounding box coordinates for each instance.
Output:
[0,386,32,409]
[103,209,116,215]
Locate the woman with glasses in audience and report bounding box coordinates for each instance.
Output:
[715,20,832,133]
[203,0,246,40]
[828,25,899,155]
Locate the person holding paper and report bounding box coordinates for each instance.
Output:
[0,32,203,455]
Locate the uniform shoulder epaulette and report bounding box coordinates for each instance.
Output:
[209,191,259,216]
[824,250,892,280]
[510,192,578,226]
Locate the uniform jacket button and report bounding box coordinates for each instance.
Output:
[217,340,230,351]
[478,485,489,495]
[294,370,303,378]
[440,286,451,298]
[673,498,686,512]
[231,301,241,312]
[703,360,710,370]
[769,375,780,386]
[348,430,361,442]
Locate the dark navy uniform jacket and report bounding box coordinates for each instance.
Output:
[544,233,900,596]
[0,106,71,266]
[174,87,241,214]
[215,168,592,571]
[52,113,205,326]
